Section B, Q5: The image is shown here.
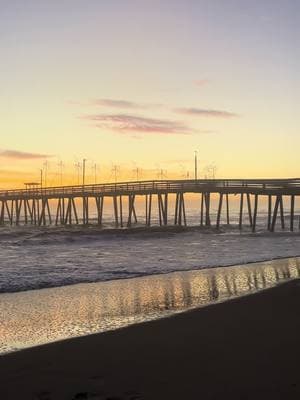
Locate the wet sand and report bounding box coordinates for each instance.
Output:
[1,279,300,399]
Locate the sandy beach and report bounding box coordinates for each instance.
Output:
[1,278,300,400]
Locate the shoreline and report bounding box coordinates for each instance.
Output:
[1,256,300,356]
[1,279,300,399]
[1,274,298,357]
[1,254,300,295]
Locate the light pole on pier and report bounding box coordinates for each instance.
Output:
[93,163,98,184]
[43,160,48,187]
[82,158,87,186]
[194,150,198,180]
[133,167,141,181]
[112,165,119,183]
[40,169,43,188]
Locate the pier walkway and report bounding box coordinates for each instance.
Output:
[0,179,300,231]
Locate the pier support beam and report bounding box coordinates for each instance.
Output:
[64,198,72,224]
[279,196,285,230]
[199,192,211,227]
[271,195,280,232]
[145,194,152,226]
[15,199,22,225]
[239,193,244,229]
[216,193,223,229]
[158,194,168,226]
[181,193,186,226]
[204,193,211,226]
[113,196,119,227]
[24,199,32,224]
[24,199,28,224]
[252,194,258,232]
[290,195,295,231]
[10,200,14,225]
[38,198,47,226]
[246,194,253,227]
[95,196,104,226]
[0,201,4,225]
[174,193,186,226]
[174,193,179,225]
[55,198,65,225]
[72,198,78,224]
[267,195,272,231]
[46,199,52,225]
[200,193,204,226]
[63,198,78,225]
[82,197,89,225]
[127,195,137,227]
[119,196,123,227]
[32,199,37,225]
[226,194,230,225]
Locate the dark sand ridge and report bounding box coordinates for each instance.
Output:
[1,279,300,399]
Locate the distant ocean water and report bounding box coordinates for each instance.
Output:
[1,207,300,294]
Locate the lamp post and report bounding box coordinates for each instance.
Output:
[40,169,43,188]
[82,158,87,186]
[43,160,48,187]
[93,163,97,184]
[194,150,198,180]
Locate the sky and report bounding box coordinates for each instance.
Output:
[0,0,299,187]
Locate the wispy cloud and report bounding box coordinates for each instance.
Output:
[90,99,143,109]
[82,114,193,135]
[174,108,238,118]
[70,98,163,110]
[0,149,52,160]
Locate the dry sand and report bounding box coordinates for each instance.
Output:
[1,279,300,400]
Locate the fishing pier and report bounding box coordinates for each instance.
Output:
[0,179,300,232]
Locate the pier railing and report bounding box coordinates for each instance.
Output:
[1,178,300,200]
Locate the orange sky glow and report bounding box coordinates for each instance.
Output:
[1,1,299,189]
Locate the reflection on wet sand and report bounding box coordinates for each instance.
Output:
[0,257,299,354]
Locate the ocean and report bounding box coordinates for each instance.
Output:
[0,205,300,293]
[1,204,300,353]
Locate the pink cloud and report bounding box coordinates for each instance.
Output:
[175,108,238,118]
[82,114,192,135]
[0,149,53,160]
[90,99,142,109]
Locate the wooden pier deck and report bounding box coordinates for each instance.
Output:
[1,178,300,231]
